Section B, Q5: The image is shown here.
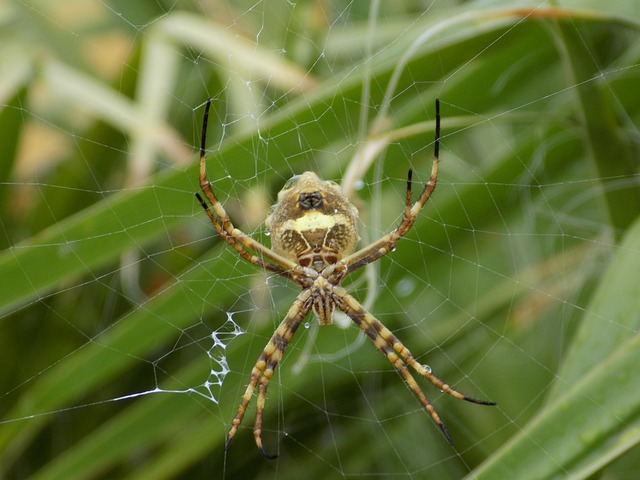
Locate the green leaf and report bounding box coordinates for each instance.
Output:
[2,2,640,478]
[469,218,640,479]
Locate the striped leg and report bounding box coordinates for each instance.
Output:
[333,287,495,445]
[342,99,441,274]
[225,290,311,458]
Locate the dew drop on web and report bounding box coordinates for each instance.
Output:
[395,277,416,297]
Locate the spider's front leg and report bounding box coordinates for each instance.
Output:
[333,286,495,445]
[226,290,312,459]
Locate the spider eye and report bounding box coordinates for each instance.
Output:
[299,192,323,210]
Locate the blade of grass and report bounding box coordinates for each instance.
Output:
[469,218,640,479]
[0,13,532,318]
[551,19,640,236]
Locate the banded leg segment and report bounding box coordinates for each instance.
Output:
[195,192,292,279]
[225,290,312,458]
[197,98,302,280]
[333,287,494,445]
[342,99,441,274]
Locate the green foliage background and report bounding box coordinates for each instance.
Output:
[1,0,639,478]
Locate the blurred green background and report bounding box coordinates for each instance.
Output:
[1,0,639,478]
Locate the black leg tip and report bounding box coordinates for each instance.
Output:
[224,435,233,452]
[439,422,455,446]
[258,447,279,460]
[465,396,497,406]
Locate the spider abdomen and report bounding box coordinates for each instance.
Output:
[266,172,360,270]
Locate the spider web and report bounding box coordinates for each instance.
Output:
[1,0,640,478]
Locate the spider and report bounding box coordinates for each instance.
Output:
[195,98,495,458]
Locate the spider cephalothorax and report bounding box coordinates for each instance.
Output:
[195,98,495,459]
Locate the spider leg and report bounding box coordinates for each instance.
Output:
[333,286,494,445]
[343,99,440,273]
[195,192,291,279]
[196,99,303,281]
[225,290,312,459]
